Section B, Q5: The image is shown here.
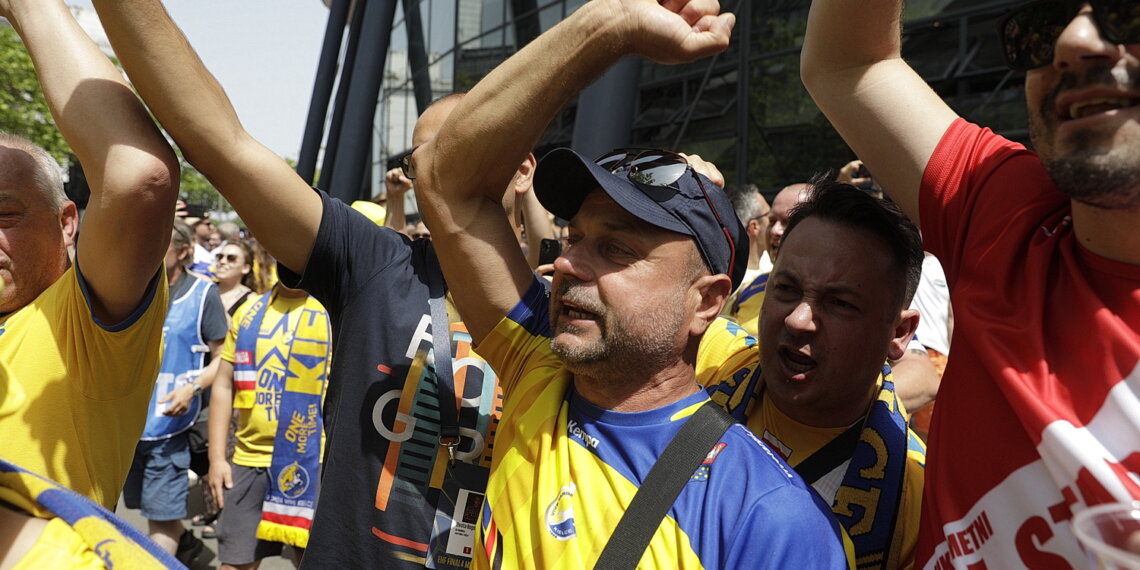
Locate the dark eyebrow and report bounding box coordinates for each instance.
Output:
[771,268,865,299]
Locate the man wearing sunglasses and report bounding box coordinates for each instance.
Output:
[802,0,1140,567]
[412,1,850,568]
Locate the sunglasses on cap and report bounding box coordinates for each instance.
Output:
[998,0,1140,71]
[594,148,736,281]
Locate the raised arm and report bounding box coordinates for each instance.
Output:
[3,0,179,323]
[800,0,959,225]
[91,0,322,275]
[414,0,734,342]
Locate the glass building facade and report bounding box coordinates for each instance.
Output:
[377,0,1027,197]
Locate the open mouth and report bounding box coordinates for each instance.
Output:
[557,297,599,323]
[778,347,817,378]
[1061,96,1140,121]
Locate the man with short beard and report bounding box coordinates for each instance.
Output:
[802,0,1140,566]
[412,0,850,567]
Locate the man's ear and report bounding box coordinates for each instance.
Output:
[60,200,79,246]
[512,152,537,195]
[887,308,921,361]
[746,217,761,238]
[689,273,732,336]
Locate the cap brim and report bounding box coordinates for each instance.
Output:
[533,148,694,238]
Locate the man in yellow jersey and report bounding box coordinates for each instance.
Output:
[412,0,850,567]
[0,0,178,510]
[706,178,928,569]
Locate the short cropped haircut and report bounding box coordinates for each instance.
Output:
[783,177,924,310]
[726,183,766,225]
[0,132,66,210]
[171,218,195,269]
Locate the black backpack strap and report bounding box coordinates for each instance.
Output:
[594,400,736,570]
[792,419,862,485]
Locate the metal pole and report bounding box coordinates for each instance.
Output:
[327,0,400,203]
[319,0,369,191]
[403,0,433,115]
[570,57,642,159]
[296,0,352,185]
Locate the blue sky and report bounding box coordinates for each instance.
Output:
[69,1,330,160]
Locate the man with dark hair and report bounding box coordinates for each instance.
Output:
[802,0,1140,565]
[412,1,850,567]
[708,179,928,568]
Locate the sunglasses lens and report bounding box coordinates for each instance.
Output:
[594,149,637,172]
[1099,0,1140,44]
[627,155,689,188]
[1001,1,1074,70]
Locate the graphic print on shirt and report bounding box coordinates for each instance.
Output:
[368,314,503,569]
[926,363,1140,569]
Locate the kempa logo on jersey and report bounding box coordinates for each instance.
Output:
[567,419,599,450]
[545,483,577,540]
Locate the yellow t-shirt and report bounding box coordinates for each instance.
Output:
[726,271,767,338]
[222,293,330,467]
[0,266,167,508]
[11,517,105,570]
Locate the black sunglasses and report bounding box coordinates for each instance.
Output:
[594,149,736,281]
[998,0,1140,71]
[399,147,418,180]
[215,252,241,264]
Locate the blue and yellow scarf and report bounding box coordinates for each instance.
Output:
[0,457,183,568]
[238,294,331,549]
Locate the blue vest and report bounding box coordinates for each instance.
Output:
[141,276,214,440]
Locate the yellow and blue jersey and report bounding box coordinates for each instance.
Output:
[727,271,767,338]
[475,277,850,569]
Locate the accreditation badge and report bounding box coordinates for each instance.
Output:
[427,460,489,569]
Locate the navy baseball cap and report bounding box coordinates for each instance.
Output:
[533,148,749,291]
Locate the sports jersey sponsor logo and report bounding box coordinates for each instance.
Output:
[277,462,311,499]
[234,350,253,365]
[545,483,577,540]
[567,419,599,450]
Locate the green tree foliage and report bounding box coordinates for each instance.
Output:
[0,25,68,163]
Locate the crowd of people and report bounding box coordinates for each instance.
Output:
[0,0,1137,569]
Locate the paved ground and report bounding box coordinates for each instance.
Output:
[115,477,297,569]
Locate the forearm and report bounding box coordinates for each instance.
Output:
[207,361,235,464]
[800,0,956,226]
[422,2,625,211]
[92,0,321,274]
[385,192,408,232]
[7,1,177,190]
[891,349,940,414]
[196,356,221,391]
[801,0,903,80]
